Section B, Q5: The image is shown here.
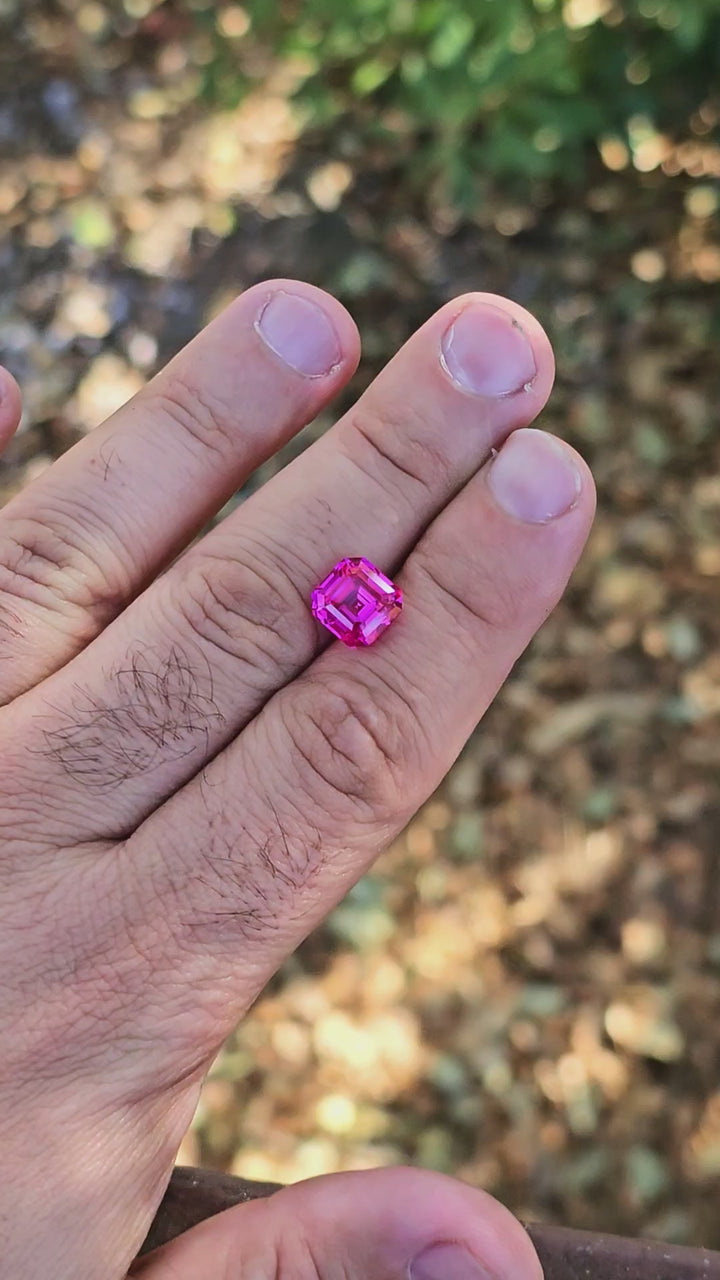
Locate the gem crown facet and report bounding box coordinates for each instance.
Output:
[311,556,403,648]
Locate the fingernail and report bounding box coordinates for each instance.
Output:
[441,302,537,397]
[255,291,342,377]
[488,427,582,523]
[410,1242,497,1280]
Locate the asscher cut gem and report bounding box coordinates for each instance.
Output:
[311,556,403,648]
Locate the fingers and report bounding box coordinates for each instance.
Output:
[21,294,554,840]
[101,427,594,1081]
[0,281,359,701]
[130,1166,542,1280]
[0,366,23,453]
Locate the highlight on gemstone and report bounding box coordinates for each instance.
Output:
[311,556,403,648]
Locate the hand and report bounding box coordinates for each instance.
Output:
[0,281,594,1279]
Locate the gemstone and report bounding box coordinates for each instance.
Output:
[311,556,403,648]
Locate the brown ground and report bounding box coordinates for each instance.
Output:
[2,1,720,1251]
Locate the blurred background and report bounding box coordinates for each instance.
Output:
[2,0,720,1249]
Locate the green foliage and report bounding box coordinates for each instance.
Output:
[201,0,720,204]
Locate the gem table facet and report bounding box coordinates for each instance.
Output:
[311,557,403,648]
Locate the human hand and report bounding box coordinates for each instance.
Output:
[0,281,594,1279]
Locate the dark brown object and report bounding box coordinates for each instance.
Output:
[137,1166,720,1278]
[139,1166,282,1255]
[528,1223,720,1280]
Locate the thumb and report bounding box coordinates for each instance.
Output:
[130,1166,543,1280]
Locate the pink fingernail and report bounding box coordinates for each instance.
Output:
[410,1243,497,1280]
[441,302,537,397]
[255,291,342,377]
[488,428,582,523]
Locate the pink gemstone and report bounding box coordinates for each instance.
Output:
[311,556,403,648]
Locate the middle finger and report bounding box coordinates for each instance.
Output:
[17,293,553,840]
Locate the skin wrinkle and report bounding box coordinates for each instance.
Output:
[34,645,225,790]
[0,884,132,1083]
[413,552,517,637]
[0,512,134,650]
[162,790,326,959]
[147,375,240,465]
[4,503,128,590]
[345,401,456,502]
[176,556,305,675]
[0,840,240,1094]
[280,668,420,825]
[0,602,23,642]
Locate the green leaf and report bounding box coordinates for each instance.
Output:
[428,11,475,67]
[351,57,395,94]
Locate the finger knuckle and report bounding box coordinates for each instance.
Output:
[149,373,235,462]
[270,1230,345,1280]
[176,551,314,682]
[218,1227,339,1280]
[417,550,524,639]
[344,400,449,503]
[280,672,417,823]
[0,513,129,624]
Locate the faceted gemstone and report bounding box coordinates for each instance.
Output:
[311,556,403,648]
